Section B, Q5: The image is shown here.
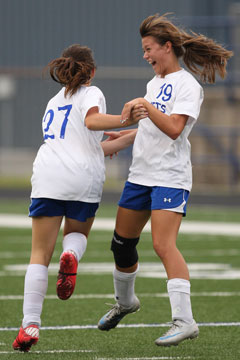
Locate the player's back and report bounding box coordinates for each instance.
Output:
[31,85,106,202]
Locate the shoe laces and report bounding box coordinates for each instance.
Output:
[162,320,183,337]
[104,303,124,319]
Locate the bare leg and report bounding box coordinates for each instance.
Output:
[30,216,63,266]
[22,216,63,330]
[151,210,189,279]
[63,216,95,237]
[151,210,194,326]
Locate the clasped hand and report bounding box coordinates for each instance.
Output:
[121,99,148,124]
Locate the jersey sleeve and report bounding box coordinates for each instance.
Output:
[171,77,204,124]
[81,86,106,123]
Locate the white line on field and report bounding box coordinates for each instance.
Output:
[0,354,190,359]
[0,349,93,354]
[2,262,240,279]
[96,357,193,360]
[1,270,240,279]
[1,322,239,332]
[1,214,240,236]
[1,248,240,259]
[0,291,240,301]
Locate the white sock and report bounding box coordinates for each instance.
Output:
[167,278,193,324]
[62,232,87,262]
[113,265,139,307]
[22,264,48,328]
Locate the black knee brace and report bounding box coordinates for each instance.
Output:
[111,230,139,268]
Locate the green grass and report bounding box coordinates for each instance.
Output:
[0,204,240,359]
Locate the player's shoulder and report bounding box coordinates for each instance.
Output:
[46,88,65,107]
[81,85,104,98]
[174,69,204,101]
[177,69,202,89]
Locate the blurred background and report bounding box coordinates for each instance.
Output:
[0,0,239,206]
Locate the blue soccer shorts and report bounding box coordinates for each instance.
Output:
[29,198,99,222]
[118,181,190,216]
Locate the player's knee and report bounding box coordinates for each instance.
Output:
[153,241,172,260]
[111,230,139,268]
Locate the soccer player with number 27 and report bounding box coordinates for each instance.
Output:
[12,44,147,352]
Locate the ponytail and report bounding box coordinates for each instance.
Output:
[182,32,233,83]
[46,45,96,96]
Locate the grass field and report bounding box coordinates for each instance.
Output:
[0,201,240,359]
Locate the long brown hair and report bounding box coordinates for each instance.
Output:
[140,14,233,83]
[47,44,96,96]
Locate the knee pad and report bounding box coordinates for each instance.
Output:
[111,230,139,268]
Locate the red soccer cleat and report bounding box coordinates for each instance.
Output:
[56,251,78,300]
[12,325,39,352]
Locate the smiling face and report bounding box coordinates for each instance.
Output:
[142,36,180,77]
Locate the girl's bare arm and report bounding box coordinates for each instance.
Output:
[101,129,137,156]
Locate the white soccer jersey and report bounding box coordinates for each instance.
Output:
[31,85,106,202]
[128,69,204,191]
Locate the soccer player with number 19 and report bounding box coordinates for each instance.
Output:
[97,14,233,346]
[12,44,147,352]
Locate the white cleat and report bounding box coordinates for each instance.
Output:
[155,319,199,347]
[98,297,140,331]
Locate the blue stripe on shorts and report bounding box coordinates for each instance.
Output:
[118,181,189,216]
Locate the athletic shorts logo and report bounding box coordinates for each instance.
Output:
[164,198,172,203]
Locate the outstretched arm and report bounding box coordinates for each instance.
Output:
[101,129,137,157]
[85,105,147,131]
[121,98,188,140]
